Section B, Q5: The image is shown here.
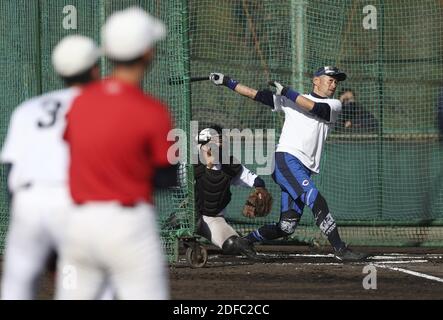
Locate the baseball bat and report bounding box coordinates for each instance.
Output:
[168,76,213,85]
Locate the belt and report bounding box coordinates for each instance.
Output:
[75,201,137,208]
[120,202,137,208]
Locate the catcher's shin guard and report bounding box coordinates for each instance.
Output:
[222,235,240,255]
[222,235,257,259]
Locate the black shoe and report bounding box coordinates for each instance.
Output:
[334,246,369,262]
[237,237,258,259]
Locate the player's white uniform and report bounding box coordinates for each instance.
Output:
[272,93,342,173]
[198,162,259,248]
[0,88,79,299]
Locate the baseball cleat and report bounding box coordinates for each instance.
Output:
[334,246,369,262]
[237,237,258,260]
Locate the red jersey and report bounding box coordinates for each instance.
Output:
[65,78,174,204]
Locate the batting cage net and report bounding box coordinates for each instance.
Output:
[0,0,442,262]
[188,0,443,251]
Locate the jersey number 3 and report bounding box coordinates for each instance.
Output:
[38,100,62,128]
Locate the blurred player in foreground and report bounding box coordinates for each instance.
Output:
[57,7,177,299]
[0,35,100,299]
[209,67,368,262]
[194,125,272,259]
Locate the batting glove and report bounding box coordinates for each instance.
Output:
[210,72,239,90]
[268,81,300,102]
[268,81,284,95]
[210,73,224,85]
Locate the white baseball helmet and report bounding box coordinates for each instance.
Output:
[51,35,100,77]
[101,6,166,61]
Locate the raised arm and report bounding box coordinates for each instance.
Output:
[209,72,258,99]
[209,72,336,122]
[269,81,332,121]
[209,72,277,109]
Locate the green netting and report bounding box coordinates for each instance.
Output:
[188,0,443,248]
[0,0,195,262]
[0,0,41,252]
[0,1,442,264]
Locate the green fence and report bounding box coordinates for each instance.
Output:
[1,1,442,263]
[189,0,443,249]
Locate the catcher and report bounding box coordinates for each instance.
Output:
[194,125,272,259]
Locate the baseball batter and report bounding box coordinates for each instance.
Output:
[210,67,368,261]
[0,35,100,299]
[56,7,176,300]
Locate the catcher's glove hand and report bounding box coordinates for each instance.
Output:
[243,187,273,218]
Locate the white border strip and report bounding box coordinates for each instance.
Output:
[374,260,428,264]
[369,256,430,260]
[375,264,443,283]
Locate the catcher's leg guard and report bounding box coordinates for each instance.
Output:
[222,235,240,255]
[197,215,238,248]
[222,235,257,259]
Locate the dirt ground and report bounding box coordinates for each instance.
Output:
[2,245,443,300]
[170,245,443,300]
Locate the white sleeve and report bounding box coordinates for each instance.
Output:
[231,165,258,188]
[327,99,342,123]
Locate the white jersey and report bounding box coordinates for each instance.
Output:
[0,87,80,192]
[273,93,342,173]
[211,163,258,188]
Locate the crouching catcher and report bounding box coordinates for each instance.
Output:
[194,125,272,259]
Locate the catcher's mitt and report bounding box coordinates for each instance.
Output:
[243,187,273,218]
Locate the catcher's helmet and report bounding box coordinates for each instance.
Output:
[196,125,223,145]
